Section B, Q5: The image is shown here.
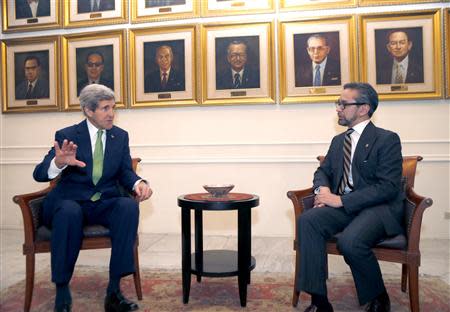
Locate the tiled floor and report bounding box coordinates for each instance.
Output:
[1,229,449,291]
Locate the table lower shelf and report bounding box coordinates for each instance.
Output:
[190,249,256,277]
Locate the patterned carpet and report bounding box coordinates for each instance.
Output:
[1,266,449,311]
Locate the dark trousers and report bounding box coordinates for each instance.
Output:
[297,206,387,305]
[43,197,139,285]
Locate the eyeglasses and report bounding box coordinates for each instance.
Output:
[87,62,103,68]
[335,100,367,110]
[307,46,327,53]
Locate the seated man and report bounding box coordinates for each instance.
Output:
[297,82,404,312]
[33,84,152,312]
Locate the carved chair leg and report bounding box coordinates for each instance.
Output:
[292,250,300,307]
[25,253,35,312]
[133,244,143,300]
[408,265,420,312]
[401,264,407,292]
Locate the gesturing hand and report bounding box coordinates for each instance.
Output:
[134,181,153,202]
[54,139,86,169]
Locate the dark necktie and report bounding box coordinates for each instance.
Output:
[233,73,241,88]
[313,64,321,86]
[92,0,99,11]
[338,128,354,195]
[25,83,33,99]
[161,72,167,89]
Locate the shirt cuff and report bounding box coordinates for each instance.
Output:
[133,179,148,191]
[48,158,67,179]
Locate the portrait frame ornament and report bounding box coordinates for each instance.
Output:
[200,21,275,106]
[62,30,127,111]
[63,0,128,28]
[445,9,450,98]
[129,25,199,108]
[201,0,274,17]
[359,10,442,100]
[279,0,356,12]
[1,36,60,113]
[279,16,357,104]
[1,0,61,32]
[131,0,198,23]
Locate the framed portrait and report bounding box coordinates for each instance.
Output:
[445,9,450,98]
[62,30,126,111]
[63,0,128,28]
[201,22,275,105]
[129,25,198,107]
[131,0,198,23]
[1,37,60,113]
[201,0,274,17]
[279,16,357,104]
[280,0,356,11]
[360,10,442,100]
[359,0,438,6]
[1,0,60,32]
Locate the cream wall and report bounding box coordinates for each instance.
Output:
[1,2,449,239]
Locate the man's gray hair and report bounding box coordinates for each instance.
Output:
[79,84,115,114]
[307,34,329,47]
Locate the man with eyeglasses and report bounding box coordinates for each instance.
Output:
[296,82,403,312]
[15,55,49,100]
[296,34,341,88]
[216,39,260,90]
[377,29,423,85]
[77,51,114,96]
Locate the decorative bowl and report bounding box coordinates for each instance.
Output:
[203,184,234,197]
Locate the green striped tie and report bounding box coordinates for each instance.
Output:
[91,130,103,201]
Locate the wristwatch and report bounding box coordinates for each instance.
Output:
[314,187,321,195]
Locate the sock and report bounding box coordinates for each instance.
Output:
[107,277,121,295]
[55,283,71,306]
[311,293,332,309]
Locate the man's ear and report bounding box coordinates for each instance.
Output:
[360,104,371,116]
[84,107,93,117]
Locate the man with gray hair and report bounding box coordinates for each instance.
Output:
[296,82,403,312]
[34,84,152,312]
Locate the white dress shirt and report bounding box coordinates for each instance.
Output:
[391,55,409,84]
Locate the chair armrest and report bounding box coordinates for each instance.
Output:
[287,187,314,218]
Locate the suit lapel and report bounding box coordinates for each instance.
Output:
[76,120,93,178]
[335,133,346,190]
[352,122,377,186]
[101,127,118,183]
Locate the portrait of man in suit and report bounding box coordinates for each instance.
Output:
[77,49,114,96]
[295,33,341,87]
[33,84,152,312]
[15,0,50,19]
[375,28,424,85]
[297,82,404,312]
[144,43,185,93]
[215,38,260,90]
[145,0,185,7]
[15,54,50,100]
[77,0,115,13]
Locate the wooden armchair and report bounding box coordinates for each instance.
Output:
[288,156,433,312]
[13,158,143,312]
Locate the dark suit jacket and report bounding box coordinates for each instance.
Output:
[145,0,185,7]
[15,79,49,100]
[216,67,260,90]
[144,68,185,93]
[295,58,341,87]
[313,121,404,236]
[33,120,140,221]
[77,0,115,13]
[77,77,114,96]
[376,55,424,84]
[15,0,50,19]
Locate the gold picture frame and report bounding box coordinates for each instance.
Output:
[63,0,128,28]
[62,30,127,111]
[1,37,60,113]
[280,0,356,11]
[359,0,439,7]
[445,9,450,98]
[129,25,199,108]
[2,0,61,32]
[279,16,357,104]
[131,0,198,23]
[359,10,442,100]
[201,0,274,17]
[200,21,275,106]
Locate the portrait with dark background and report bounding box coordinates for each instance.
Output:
[14,50,50,99]
[145,0,186,7]
[15,0,51,19]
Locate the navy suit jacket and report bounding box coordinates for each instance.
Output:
[15,79,49,100]
[376,55,424,84]
[296,58,341,87]
[77,0,115,13]
[216,67,260,90]
[77,77,114,96]
[15,0,50,19]
[144,68,185,93]
[313,122,404,236]
[33,120,141,219]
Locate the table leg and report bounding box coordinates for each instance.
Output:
[195,209,203,283]
[181,207,191,304]
[237,207,251,307]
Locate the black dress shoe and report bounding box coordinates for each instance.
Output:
[104,291,139,312]
[304,304,334,312]
[54,303,71,312]
[365,292,390,312]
